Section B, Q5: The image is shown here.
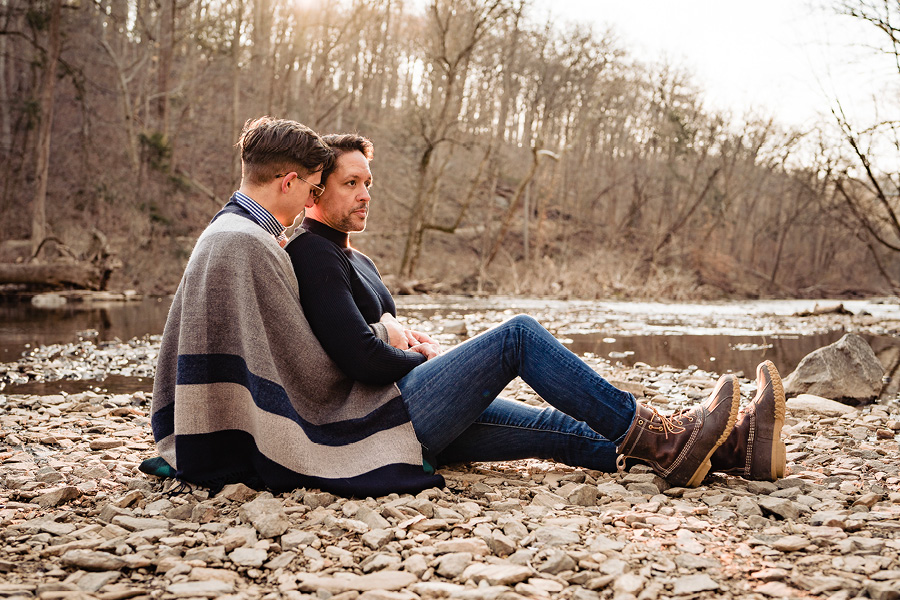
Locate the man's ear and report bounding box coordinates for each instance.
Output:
[280,172,296,194]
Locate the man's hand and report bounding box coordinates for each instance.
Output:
[406,329,441,351]
[379,313,409,350]
[409,342,441,360]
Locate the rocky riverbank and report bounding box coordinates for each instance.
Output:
[2,356,899,600]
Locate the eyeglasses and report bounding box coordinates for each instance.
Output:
[275,173,325,198]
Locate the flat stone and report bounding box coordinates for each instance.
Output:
[60,550,127,571]
[229,546,267,567]
[786,394,858,417]
[35,486,81,508]
[759,497,801,520]
[75,571,120,592]
[435,538,490,556]
[216,483,258,502]
[463,563,533,586]
[112,515,169,531]
[751,568,790,581]
[89,438,125,450]
[756,581,801,597]
[435,552,473,579]
[282,529,318,549]
[534,525,580,546]
[166,580,235,597]
[672,574,719,595]
[239,497,291,538]
[362,528,394,550]
[771,535,809,551]
[353,571,419,591]
[531,491,567,508]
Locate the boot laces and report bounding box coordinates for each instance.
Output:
[646,405,691,438]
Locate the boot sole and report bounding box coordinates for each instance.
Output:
[761,360,787,480]
[685,375,740,487]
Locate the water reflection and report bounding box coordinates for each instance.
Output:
[563,331,856,376]
[0,297,895,395]
[0,297,172,364]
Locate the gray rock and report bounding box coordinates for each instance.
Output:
[565,484,599,506]
[866,581,900,600]
[672,573,719,594]
[534,525,580,546]
[538,549,577,574]
[361,552,403,573]
[362,528,394,550]
[35,486,81,508]
[462,563,532,586]
[75,571,120,592]
[353,571,419,591]
[435,538,490,556]
[302,491,336,509]
[736,497,763,517]
[282,529,318,549]
[239,497,291,538]
[60,550,127,571]
[759,497,801,520]
[614,573,646,594]
[783,333,884,402]
[435,552,473,578]
[111,515,169,531]
[357,505,392,530]
[166,580,234,597]
[402,554,429,577]
[489,530,516,557]
[771,535,809,551]
[787,394,859,417]
[229,546,267,567]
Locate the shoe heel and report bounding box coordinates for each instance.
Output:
[686,460,713,488]
[774,440,786,479]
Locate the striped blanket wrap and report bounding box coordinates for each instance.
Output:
[150,213,443,496]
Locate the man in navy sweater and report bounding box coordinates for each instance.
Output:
[286,135,786,488]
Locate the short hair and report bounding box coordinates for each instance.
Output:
[236,117,334,186]
[320,133,374,185]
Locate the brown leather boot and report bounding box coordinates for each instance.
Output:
[616,374,739,487]
[710,360,786,481]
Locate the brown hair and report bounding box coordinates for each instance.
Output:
[236,117,334,186]
[320,133,374,185]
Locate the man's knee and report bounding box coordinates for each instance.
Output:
[506,314,542,332]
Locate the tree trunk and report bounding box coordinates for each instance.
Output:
[0,262,106,290]
[230,0,243,184]
[157,0,175,139]
[31,0,62,255]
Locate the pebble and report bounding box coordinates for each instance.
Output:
[1,342,899,600]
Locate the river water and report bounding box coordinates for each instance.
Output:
[1,295,897,394]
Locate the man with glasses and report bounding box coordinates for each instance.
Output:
[147,117,445,496]
[286,133,788,491]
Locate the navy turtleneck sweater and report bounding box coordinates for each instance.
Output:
[285,217,426,384]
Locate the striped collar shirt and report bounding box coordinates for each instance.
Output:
[231,191,289,247]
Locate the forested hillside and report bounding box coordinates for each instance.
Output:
[1,0,898,297]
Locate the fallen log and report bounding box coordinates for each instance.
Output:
[0,262,106,290]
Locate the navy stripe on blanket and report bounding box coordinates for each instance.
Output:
[176,430,444,497]
[151,402,175,441]
[175,353,410,447]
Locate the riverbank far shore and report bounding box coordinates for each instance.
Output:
[1,357,899,600]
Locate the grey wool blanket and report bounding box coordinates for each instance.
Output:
[150,209,444,496]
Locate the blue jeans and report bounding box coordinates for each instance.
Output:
[396,315,637,472]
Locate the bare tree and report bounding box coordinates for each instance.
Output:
[30,0,62,254]
[829,0,900,292]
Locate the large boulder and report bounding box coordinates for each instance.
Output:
[783,333,884,403]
